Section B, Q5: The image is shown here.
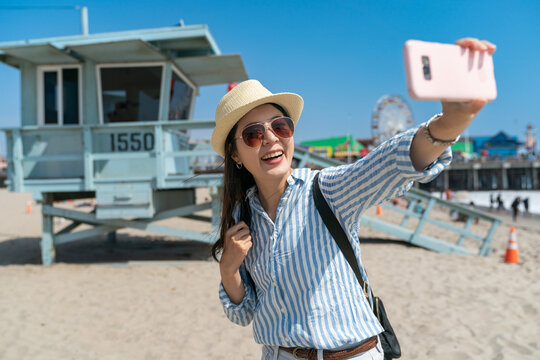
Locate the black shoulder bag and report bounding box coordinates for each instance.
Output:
[312,173,401,360]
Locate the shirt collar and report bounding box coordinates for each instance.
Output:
[245,168,307,202]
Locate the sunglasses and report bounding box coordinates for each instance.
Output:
[237,116,295,148]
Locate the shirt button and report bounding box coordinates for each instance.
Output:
[280,307,286,314]
[272,281,277,286]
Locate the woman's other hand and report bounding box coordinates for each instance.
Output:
[219,221,252,305]
[220,221,252,275]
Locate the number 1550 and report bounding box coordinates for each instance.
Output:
[110,132,155,152]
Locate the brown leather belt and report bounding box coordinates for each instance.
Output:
[279,336,378,360]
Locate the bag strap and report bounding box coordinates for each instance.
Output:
[312,172,372,301]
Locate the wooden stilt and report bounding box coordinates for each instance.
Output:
[41,193,55,265]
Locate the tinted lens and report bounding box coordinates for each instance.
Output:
[271,117,294,138]
[241,124,265,147]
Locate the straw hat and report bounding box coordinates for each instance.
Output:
[211,79,304,157]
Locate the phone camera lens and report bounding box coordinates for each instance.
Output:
[422,56,431,80]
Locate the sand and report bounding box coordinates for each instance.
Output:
[0,188,539,359]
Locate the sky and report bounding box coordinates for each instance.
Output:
[0,0,539,156]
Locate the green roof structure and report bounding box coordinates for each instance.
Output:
[451,140,474,154]
[300,135,364,157]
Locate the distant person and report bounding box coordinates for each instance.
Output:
[523,197,529,215]
[445,188,452,201]
[480,149,488,161]
[469,201,479,224]
[497,193,504,211]
[511,196,521,221]
[415,200,424,214]
[489,193,495,211]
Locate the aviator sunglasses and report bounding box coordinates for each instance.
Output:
[236,116,295,148]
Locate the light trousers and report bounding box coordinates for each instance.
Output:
[261,337,384,360]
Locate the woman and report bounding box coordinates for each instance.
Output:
[212,38,495,360]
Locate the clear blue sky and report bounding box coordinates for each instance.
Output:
[1,0,538,156]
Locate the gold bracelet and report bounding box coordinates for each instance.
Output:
[422,114,460,146]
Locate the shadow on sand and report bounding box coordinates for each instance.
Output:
[360,237,417,247]
[0,234,416,266]
[0,234,213,266]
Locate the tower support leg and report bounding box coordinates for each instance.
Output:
[41,193,56,265]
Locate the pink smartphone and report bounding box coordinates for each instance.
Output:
[403,40,497,101]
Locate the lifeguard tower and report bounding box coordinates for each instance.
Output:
[0,24,253,265]
[0,23,338,265]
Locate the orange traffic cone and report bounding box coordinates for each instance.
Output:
[504,227,519,264]
[26,200,32,214]
[376,205,383,216]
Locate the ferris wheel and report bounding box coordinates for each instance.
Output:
[371,95,414,145]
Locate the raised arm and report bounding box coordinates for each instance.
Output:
[410,38,497,171]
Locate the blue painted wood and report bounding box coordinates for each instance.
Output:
[41,194,55,265]
[456,216,473,246]
[409,198,435,246]
[12,130,23,192]
[1,44,80,64]
[83,60,99,125]
[363,187,502,256]
[56,220,83,235]
[83,127,94,189]
[152,202,212,221]
[382,202,486,243]
[423,217,484,243]
[408,188,500,222]
[55,225,117,245]
[479,220,501,256]
[210,186,222,243]
[360,216,472,255]
[96,186,153,219]
[154,124,165,188]
[43,205,213,243]
[23,178,85,192]
[22,154,83,162]
[0,25,219,56]
[5,132,14,191]
[20,62,37,126]
[160,62,172,120]
[399,199,417,227]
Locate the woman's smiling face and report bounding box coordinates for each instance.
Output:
[232,104,294,183]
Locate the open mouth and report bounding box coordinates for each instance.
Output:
[261,150,284,162]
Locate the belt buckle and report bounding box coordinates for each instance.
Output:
[292,347,308,360]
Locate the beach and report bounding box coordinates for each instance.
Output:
[0,188,539,359]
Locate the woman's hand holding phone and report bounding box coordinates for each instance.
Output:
[409,37,497,171]
[440,38,496,118]
[433,38,497,141]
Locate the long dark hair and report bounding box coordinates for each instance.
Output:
[211,103,289,261]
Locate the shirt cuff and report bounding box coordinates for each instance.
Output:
[218,279,254,311]
[395,121,453,183]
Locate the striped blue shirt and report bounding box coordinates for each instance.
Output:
[218,122,452,349]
